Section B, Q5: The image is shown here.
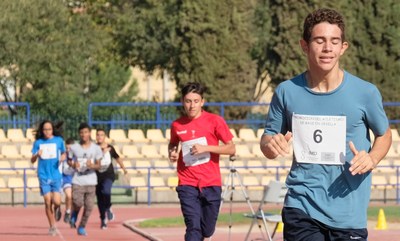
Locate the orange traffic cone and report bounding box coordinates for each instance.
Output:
[375,208,388,230]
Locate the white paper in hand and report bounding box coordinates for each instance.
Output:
[181,137,210,167]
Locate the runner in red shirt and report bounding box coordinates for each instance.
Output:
[169,82,235,241]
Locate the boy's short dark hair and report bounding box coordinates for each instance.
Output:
[65,137,75,145]
[181,82,206,99]
[303,8,346,43]
[78,122,91,131]
[96,128,107,135]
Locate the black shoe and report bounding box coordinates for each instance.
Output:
[69,212,77,229]
[106,208,114,221]
[54,207,61,222]
[64,212,71,223]
[101,219,107,230]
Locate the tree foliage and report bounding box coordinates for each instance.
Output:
[0,0,398,128]
[0,0,136,122]
[253,0,400,92]
[341,0,400,103]
[253,0,400,119]
[111,0,258,118]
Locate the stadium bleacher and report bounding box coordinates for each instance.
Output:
[146,129,168,144]
[109,129,131,144]
[7,128,29,143]
[0,127,399,205]
[0,129,9,143]
[128,129,150,144]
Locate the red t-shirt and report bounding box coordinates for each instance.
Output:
[170,111,233,188]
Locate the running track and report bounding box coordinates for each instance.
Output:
[0,204,399,241]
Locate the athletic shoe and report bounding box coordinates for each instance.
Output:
[64,212,71,223]
[69,212,77,229]
[48,226,57,236]
[106,208,114,221]
[77,226,87,236]
[101,219,107,230]
[54,206,62,222]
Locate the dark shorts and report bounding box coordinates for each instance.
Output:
[176,185,222,241]
[282,207,368,241]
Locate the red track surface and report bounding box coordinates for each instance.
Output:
[0,204,399,241]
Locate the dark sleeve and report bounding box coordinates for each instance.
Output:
[108,144,120,159]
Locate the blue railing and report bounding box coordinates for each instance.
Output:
[0,102,30,130]
[3,166,399,207]
[0,102,397,130]
[88,102,272,129]
[88,102,400,130]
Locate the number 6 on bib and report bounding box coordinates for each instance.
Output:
[292,113,346,165]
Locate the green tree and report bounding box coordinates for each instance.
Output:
[111,0,258,119]
[253,0,400,121]
[0,0,137,124]
[251,0,318,90]
[341,0,400,102]
[344,0,400,122]
[254,0,400,98]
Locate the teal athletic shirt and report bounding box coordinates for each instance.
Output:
[264,70,389,229]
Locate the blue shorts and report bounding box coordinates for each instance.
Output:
[62,174,73,189]
[39,178,62,196]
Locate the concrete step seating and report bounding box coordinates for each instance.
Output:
[0,127,399,204]
[0,165,399,205]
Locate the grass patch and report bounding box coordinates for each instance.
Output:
[367,206,400,222]
[139,216,184,228]
[138,207,281,228]
[139,205,400,228]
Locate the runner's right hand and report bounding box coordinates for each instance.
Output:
[261,132,292,158]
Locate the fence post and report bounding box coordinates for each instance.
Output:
[23,169,27,208]
[397,167,399,204]
[147,168,151,206]
[156,103,161,129]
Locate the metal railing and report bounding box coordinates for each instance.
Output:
[1,165,399,207]
[0,102,30,130]
[88,102,400,130]
[0,101,398,132]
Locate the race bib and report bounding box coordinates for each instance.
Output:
[77,157,88,173]
[39,143,57,160]
[181,137,210,167]
[98,151,112,173]
[292,113,346,165]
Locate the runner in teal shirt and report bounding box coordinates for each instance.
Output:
[265,71,388,228]
[260,8,392,241]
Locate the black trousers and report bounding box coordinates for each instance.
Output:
[176,185,222,241]
[96,178,113,220]
[282,207,368,241]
